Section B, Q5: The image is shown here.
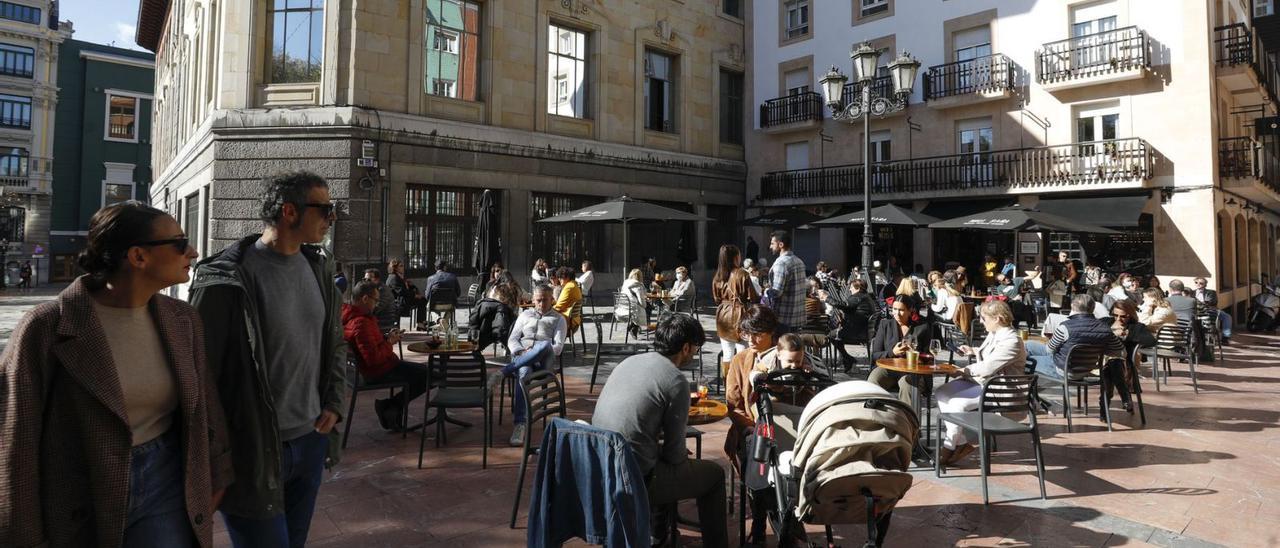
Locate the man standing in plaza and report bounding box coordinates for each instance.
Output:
[768,229,807,334]
[190,171,347,547]
[592,314,727,547]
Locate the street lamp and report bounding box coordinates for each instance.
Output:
[820,44,919,287]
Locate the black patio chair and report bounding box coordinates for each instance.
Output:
[341,355,410,449]
[418,353,494,469]
[509,369,566,528]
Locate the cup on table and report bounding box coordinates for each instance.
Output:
[1018,327,1029,341]
[905,350,920,368]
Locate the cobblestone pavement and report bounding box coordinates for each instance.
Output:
[5,290,1279,546]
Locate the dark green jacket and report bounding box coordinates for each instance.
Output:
[188,235,347,519]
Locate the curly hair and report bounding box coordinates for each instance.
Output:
[259,170,329,225]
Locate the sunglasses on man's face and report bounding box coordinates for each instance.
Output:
[134,237,190,253]
[305,202,337,217]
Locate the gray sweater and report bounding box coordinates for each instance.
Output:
[591,352,689,474]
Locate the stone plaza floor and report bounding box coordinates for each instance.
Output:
[3,288,1277,547]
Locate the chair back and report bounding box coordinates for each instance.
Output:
[434,354,487,389]
[464,283,480,306]
[612,291,631,314]
[428,285,459,311]
[569,301,585,332]
[1063,343,1105,380]
[344,355,365,388]
[978,374,1038,414]
[1155,324,1190,351]
[520,370,567,436]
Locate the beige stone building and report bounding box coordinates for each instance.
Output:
[746,0,1280,318]
[0,0,69,284]
[136,0,747,294]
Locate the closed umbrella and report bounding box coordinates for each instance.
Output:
[472,189,501,294]
[536,195,710,274]
[811,204,940,227]
[928,205,1120,234]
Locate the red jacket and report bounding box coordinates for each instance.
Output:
[342,303,398,379]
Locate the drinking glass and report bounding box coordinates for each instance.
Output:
[929,339,942,357]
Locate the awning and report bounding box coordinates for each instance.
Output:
[1034,194,1150,228]
[742,208,823,228]
[921,199,1015,220]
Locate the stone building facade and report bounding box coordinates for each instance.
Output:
[746,0,1280,317]
[0,0,69,285]
[136,0,748,295]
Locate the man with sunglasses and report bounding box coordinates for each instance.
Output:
[189,171,346,548]
[1192,277,1231,345]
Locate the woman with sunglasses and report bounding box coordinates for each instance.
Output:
[1,201,230,548]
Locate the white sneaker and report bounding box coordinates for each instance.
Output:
[509,423,527,447]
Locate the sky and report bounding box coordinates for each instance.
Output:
[60,0,146,51]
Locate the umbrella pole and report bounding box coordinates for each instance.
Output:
[623,219,629,279]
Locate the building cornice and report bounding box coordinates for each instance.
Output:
[135,0,169,52]
[80,50,155,69]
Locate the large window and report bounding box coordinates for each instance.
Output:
[0,147,27,177]
[267,0,324,84]
[0,206,24,242]
[547,23,588,118]
[425,0,481,101]
[644,50,676,132]
[784,0,809,39]
[531,193,607,272]
[0,93,31,129]
[0,1,39,24]
[106,95,138,141]
[719,69,743,145]
[0,43,33,77]
[404,185,482,275]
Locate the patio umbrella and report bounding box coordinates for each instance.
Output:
[472,189,501,293]
[741,208,823,228]
[811,204,940,227]
[536,195,710,273]
[928,205,1120,234]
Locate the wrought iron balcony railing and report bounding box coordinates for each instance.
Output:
[760,91,823,127]
[760,138,1152,200]
[1037,26,1148,85]
[923,53,1015,100]
[840,75,897,110]
[1220,136,1280,194]
[1213,23,1280,103]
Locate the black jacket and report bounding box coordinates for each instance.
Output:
[188,235,347,519]
[870,321,933,362]
[828,292,876,342]
[469,297,515,352]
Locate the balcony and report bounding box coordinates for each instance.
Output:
[758,137,1152,202]
[1214,24,1280,105]
[1219,136,1280,201]
[1036,26,1149,91]
[923,53,1016,109]
[0,157,51,194]
[759,91,823,133]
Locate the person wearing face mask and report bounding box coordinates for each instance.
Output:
[670,265,693,299]
[502,285,567,446]
[2,201,230,548]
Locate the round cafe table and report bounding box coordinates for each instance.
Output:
[875,357,960,466]
[687,399,728,426]
[406,339,479,355]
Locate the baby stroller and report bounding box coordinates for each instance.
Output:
[744,371,919,547]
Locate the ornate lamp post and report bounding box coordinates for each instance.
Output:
[820,43,920,286]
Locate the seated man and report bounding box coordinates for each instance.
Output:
[551,266,583,335]
[342,280,431,429]
[1034,295,1128,413]
[1192,277,1231,344]
[503,284,566,446]
[592,314,727,548]
[424,258,462,309]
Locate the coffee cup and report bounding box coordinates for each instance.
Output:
[905,350,920,368]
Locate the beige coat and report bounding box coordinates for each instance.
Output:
[0,278,232,548]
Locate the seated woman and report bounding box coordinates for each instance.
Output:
[1138,287,1176,334]
[619,268,650,337]
[1108,299,1154,413]
[670,266,694,300]
[551,266,583,335]
[867,296,933,406]
[935,300,1027,466]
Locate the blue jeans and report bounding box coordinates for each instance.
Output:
[1026,341,1061,380]
[223,430,329,548]
[502,340,555,424]
[1217,310,1233,338]
[123,428,195,548]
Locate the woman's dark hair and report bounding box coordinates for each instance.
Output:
[78,201,169,288]
[850,278,867,292]
[555,266,576,281]
[259,170,329,225]
[714,244,741,287]
[653,313,707,356]
[1111,298,1139,322]
[738,305,779,335]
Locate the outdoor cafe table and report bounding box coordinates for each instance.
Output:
[875,358,960,466]
[405,340,482,432]
[688,399,728,426]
